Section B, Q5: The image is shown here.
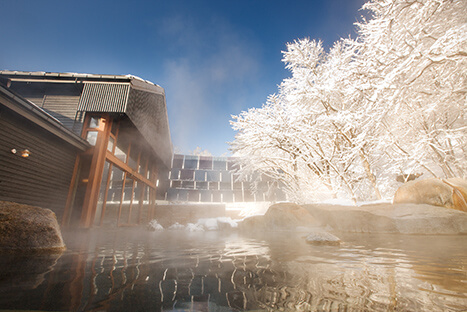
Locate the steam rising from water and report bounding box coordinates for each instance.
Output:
[149,217,239,232]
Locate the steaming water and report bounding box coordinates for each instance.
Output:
[0,228,466,311]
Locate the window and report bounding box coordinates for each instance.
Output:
[89,117,100,128]
[111,120,118,135]
[180,169,194,180]
[196,182,208,190]
[221,171,231,182]
[146,165,151,180]
[172,155,184,169]
[200,190,212,202]
[86,131,98,146]
[101,166,125,226]
[167,189,178,201]
[213,158,226,170]
[94,161,111,226]
[107,136,115,152]
[220,182,231,190]
[178,190,188,201]
[115,135,129,163]
[184,155,198,169]
[199,156,213,169]
[170,169,180,180]
[119,176,135,225]
[206,171,220,182]
[182,181,194,189]
[194,170,206,181]
[171,180,181,188]
[128,144,140,170]
[209,182,219,190]
[188,190,200,201]
[131,181,144,224]
[212,191,221,202]
[221,191,233,202]
[139,154,147,175]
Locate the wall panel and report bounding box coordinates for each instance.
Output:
[0,106,79,221]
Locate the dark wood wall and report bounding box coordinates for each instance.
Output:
[0,105,79,221]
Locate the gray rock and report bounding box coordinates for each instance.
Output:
[0,201,66,251]
[304,203,467,234]
[305,231,341,245]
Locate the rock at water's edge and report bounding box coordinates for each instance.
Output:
[239,215,265,231]
[304,203,467,235]
[394,178,467,212]
[239,202,320,231]
[0,201,66,251]
[305,231,341,245]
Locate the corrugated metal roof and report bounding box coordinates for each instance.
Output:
[77,82,130,112]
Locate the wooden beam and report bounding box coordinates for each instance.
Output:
[106,151,157,189]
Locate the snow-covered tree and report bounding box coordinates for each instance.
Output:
[190,146,212,156]
[355,0,467,180]
[230,0,466,203]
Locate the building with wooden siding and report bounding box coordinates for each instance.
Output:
[0,71,172,228]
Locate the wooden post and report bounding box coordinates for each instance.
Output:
[62,155,81,226]
[97,162,113,226]
[80,115,112,227]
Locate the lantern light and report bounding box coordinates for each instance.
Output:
[21,149,30,158]
[11,148,31,158]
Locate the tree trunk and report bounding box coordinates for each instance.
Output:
[360,151,382,200]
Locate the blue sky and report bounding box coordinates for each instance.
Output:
[0,0,367,156]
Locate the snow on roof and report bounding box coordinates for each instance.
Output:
[0,70,163,89]
[125,74,160,87]
[0,70,165,96]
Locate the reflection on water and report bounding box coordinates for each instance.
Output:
[0,229,466,311]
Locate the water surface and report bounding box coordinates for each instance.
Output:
[0,228,466,311]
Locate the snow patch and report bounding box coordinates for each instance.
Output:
[148,217,239,232]
[148,219,164,231]
[168,222,184,230]
[185,223,205,232]
[197,217,239,231]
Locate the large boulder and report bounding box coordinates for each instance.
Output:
[304,203,467,234]
[444,178,467,209]
[239,202,321,231]
[238,215,265,231]
[0,201,66,251]
[394,178,467,212]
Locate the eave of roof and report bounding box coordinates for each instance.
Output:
[0,70,164,95]
[0,83,90,151]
